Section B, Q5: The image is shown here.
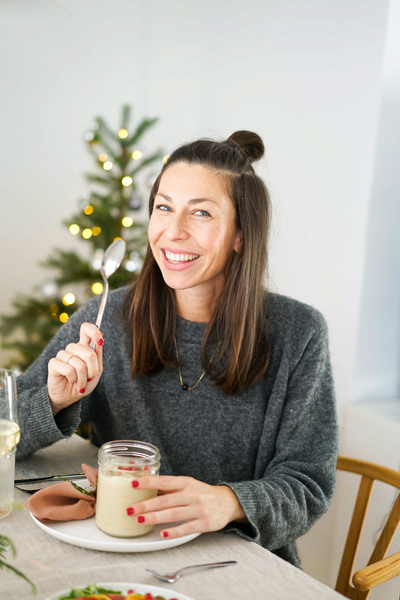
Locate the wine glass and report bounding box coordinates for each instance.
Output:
[0,368,20,519]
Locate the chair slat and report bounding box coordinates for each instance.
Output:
[366,492,400,567]
[336,476,374,595]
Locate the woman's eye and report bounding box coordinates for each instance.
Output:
[155,204,172,212]
[194,209,210,217]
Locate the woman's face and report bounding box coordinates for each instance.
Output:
[148,162,241,297]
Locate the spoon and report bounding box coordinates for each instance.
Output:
[146,560,237,583]
[89,239,126,349]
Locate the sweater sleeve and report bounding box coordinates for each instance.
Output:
[14,299,98,460]
[219,313,338,552]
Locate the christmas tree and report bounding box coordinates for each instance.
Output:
[0,105,165,371]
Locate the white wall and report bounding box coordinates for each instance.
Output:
[0,0,394,588]
[352,0,400,403]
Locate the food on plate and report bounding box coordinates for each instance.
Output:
[58,584,179,600]
[96,440,160,538]
[95,469,156,537]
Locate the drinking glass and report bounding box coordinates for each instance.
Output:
[0,369,20,519]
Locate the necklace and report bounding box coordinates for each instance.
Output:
[173,336,220,392]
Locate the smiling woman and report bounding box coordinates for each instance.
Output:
[129,132,270,395]
[14,130,337,570]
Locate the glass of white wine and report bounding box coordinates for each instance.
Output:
[0,368,20,520]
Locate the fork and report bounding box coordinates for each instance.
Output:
[146,560,237,583]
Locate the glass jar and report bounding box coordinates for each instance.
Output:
[95,440,161,538]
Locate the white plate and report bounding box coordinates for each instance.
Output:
[30,512,200,552]
[46,581,196,600]
[29,478,200,552]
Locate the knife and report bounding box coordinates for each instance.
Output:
[14,473,86,484]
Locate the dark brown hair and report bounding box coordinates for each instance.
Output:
[124,130,271,395]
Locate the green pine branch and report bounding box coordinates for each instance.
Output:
[0,535,36,593]
[126,117,159,146]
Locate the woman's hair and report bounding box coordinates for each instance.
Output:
[123,130,271,395]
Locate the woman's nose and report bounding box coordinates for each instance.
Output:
[166,213,189,240]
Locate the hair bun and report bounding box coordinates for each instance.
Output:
[227,130,264,163]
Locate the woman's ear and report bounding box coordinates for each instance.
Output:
[234,229,242,253]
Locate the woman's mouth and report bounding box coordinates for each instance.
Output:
[163,249,200,265]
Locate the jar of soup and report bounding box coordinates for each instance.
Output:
[95,440,161,538]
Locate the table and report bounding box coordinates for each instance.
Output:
[0,435,343,599]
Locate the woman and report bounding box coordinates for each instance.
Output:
[16,131,338,568]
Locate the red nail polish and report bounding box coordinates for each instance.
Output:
[87,378,92,382]
[98,338,104,346]
[162,531,169,538]
[131,480,139,488]
[80,388,86,394]
[138,516,145,523]
[126,507,135,516]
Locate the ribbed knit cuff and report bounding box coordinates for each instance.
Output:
[16,386,81,460]
[218,480,260,543]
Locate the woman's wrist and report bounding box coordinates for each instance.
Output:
[217,485,248,524]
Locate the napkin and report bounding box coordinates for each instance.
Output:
[25,463,98,523]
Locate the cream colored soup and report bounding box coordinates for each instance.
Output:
[95,471,156,538]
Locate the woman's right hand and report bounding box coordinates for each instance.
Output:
[47,323,104,416]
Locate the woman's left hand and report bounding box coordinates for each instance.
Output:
[126,475,247,539]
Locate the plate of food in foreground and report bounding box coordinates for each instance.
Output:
[47,582,195,600]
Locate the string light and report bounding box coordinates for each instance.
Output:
[132,150,142,160]
[82,228,92,239]
[42,281,57,297]
[98,153,108,162]
[92,282,103,295]
[51,312,58,320]
[85,132,94,142]
[69,224,80,235]
[84,205,94,215]
[113,236,123,242]
[59,313,69,323]
[103,161,113,171]
[62,293,75,306]
[92,226,101,236]
[122,176,132,187]
[162,155,170,164]
[118,129,128,139]
[49,304,58,313]
[122,217,133,227]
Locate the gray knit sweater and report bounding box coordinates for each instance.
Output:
[15,287,338,568]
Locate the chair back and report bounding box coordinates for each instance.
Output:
[335,456,400,599]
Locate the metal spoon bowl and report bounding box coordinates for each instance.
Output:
[89,239,126,349]
[146,560,237,583]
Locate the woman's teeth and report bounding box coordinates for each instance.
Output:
[164,250,199,264]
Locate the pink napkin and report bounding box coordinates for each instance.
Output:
[25,463,98,523]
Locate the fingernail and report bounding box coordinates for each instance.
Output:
[137,516,145,523]
[131,480,139,488]
[162,531,169,538]
[98,338,104,346]
[87,378,92,382]
[126,507,135,516]
[80,388,86,394]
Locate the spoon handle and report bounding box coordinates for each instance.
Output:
[179,560,237,575]
[89,281,109,350]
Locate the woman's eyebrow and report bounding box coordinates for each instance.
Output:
[156,193,218,205]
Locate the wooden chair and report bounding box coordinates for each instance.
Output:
[335,456,400,598]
